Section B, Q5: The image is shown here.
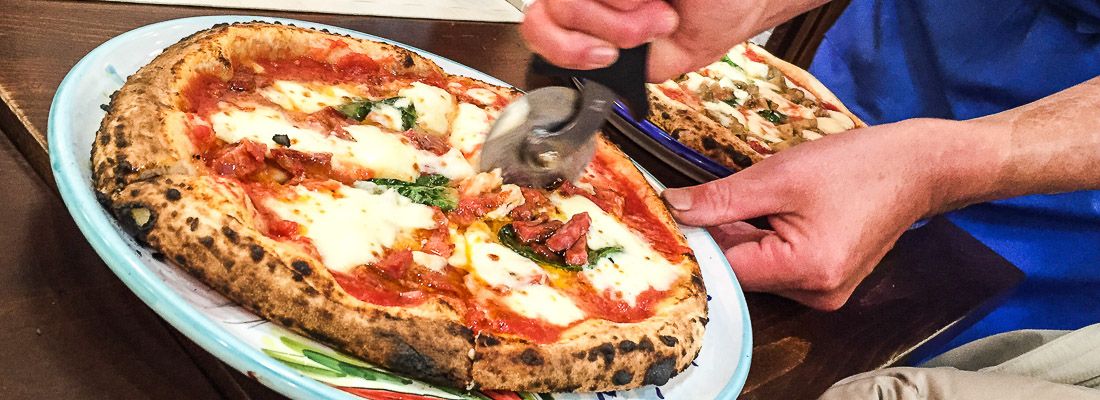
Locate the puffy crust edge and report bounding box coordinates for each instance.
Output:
[109,175,475,387]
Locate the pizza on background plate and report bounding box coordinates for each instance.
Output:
[648,42,867,171]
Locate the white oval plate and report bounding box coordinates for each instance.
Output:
[48,16,751,400]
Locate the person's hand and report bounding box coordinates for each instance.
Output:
[520,0,827,81]
[662,119,969,310]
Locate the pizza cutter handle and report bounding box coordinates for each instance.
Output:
[530,43,650,120]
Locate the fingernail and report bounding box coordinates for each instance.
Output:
[584,46,619,68]
[663,189,692,210]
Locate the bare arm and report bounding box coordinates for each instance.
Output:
[520,0,829,80]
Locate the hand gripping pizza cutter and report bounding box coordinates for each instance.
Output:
[479,44,651,188]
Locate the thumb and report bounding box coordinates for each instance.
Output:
[662,172,787,227]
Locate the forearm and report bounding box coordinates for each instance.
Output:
[929,76,1100,213]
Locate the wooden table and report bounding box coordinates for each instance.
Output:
[0,1,1024,399]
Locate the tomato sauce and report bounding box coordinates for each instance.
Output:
[585,151,692,263]
[569,283,665,323]
[465,304,567,344]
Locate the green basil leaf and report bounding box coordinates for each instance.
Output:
[757,109,788,124]
[368,174,456,211]
[497,225,582,271]
[587,246,623,266]
[335,99,373,121]
[721,55,742,70]
[723,98,739,107]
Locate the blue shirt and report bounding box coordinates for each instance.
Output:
[809,0,1100,351]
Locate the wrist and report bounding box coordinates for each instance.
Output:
[916,117,1008,215]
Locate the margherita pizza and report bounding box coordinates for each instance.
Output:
[648,43,866,171]
[92,22,706,393]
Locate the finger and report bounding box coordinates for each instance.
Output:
[542,0,678,49]
[662,171,788,227]
[646,38,711,82]
[773,288,856,311]
[722,231,801,292]
[707,222,769,249]
[521,2,620,69]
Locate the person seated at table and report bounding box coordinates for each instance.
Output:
[522,0,1100,398]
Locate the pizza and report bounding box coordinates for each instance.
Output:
[648,42,866,171]
[90,22,707,393]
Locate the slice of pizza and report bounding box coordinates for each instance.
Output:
[91,22,706,393]
[648,42,867,171]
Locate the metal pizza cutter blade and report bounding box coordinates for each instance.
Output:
[479,44,650,188]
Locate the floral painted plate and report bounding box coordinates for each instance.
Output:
[49,16,751,400]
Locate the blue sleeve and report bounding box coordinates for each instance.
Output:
[1047,0,1100,33]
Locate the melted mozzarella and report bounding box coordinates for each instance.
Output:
[551,195,685,306]
[450,103,492,155]
[366,99,411,131]
[705,61,750,83]
[209,105,472,181]
[680,72,710,93]
[702,101,744,127]
[816,110,856,134]
[399,82,455,134]
[462,222,547,289]
[484,184,525,220]
[412,251,448,272]
[264,184,437,273]
[740,111,783,143]
[726,44,770,79]
[465,88,499,106]
[502,285,586,326]
[260,80,355,114]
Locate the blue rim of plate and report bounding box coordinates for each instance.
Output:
[48,15,752,400]
[612,102,735,178]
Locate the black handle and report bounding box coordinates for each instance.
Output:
[530,43,650,120]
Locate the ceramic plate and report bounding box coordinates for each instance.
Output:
[49,16,751,400]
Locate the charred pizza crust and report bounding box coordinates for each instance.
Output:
[646,43,866,172]
[92,22,706,392]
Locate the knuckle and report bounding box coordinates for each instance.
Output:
[808,294,849,311]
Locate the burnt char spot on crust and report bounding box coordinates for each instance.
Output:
[701,136,719,150]
[612,369,634,385]
[731,151,753,168]
[642,357,677,386]
[477,335,501,347]
[518,349,543,366]
[291,260,313,276]
[669,128,681,140]
[446,324,473,339]
[166,188,181,201]
[186,217,199,232]
[403,54,415,68]
[198,236,214,248]
[113,203,157,243]
[638,336,655,352]
[618,340,637,353]
[174,254,188,267]
[113,124,130,148]
[249,244,265,262]
[587,343,615,365]
[221,226,240,243]
[572,351,586,359]
[661,111,671,120]
[116,158,137,177]
[699,317,710,326]
[151,252,165,261]
[384,337,439,378]
[659,335,679,347]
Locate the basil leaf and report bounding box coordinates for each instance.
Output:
[335,97,418,130]
[587,246,623,266]
[368,174,456,211]
[497,225,582,271]
[335,99,373,121]
[723,98,739,107]
[721,55,742,70]
[757,109,788,124]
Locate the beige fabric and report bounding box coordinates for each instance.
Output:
[819,323,1100,400]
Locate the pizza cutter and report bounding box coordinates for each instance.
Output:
[479,44,650,188]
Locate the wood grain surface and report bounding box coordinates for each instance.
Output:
[0,1,1024,399]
